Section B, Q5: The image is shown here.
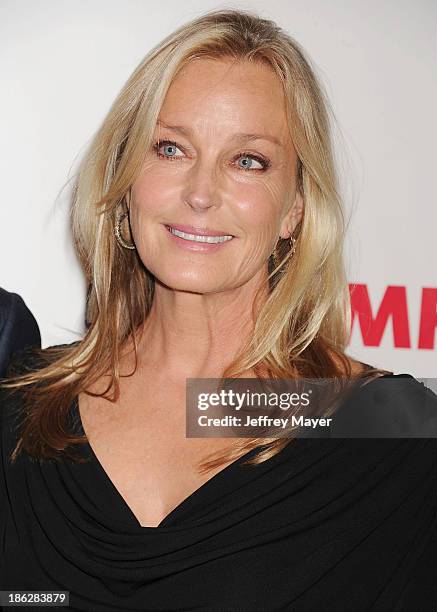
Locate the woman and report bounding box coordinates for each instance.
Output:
[1,9,437,611]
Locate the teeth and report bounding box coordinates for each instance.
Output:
[169,227,233,243]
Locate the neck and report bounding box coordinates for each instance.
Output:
[133,271,269,380]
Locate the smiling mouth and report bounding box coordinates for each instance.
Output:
[165,226,234,244]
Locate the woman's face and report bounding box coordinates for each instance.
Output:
[130,58,303,294]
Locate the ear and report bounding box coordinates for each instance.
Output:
[279,191,304,239]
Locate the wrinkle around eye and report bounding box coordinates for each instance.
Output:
[151,140,274,174]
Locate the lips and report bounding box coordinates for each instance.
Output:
[164,223,234,237]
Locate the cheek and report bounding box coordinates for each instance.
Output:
[130,164,288,253]
[129,169,174,238]
[235,181,285,240]
[132,166,170,213]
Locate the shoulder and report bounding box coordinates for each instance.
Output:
[0,341,81,463]
[329,373,437,437]
[0,341,80,424]
[3,341,80,379]
[0,287,40,337]
[0,288,41,378]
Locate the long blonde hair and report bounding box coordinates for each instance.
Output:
[2,8,386,471]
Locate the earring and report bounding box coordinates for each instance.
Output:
[272,236,297,268]
[115,211,136,250]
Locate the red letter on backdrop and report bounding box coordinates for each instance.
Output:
[418,288,437,349]
[349,284,411,347]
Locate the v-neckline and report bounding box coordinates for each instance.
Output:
[70,372,412,530]
[71,396,261,530]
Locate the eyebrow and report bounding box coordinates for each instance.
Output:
[156,119,283,148]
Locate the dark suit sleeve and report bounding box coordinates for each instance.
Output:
[0,288,41,379]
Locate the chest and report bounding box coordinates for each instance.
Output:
[77,390,240,528]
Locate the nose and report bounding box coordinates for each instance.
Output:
[182,157,221,211]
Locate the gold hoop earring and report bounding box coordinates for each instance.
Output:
[272,236,297,268]
[115,211,136,250]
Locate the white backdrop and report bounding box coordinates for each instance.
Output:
[1,0,436,376]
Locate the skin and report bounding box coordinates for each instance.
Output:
[128,57,304,380]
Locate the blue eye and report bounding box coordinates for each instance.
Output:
[153,139,183,159]
[153,139,270,171]
[236,155,265,171]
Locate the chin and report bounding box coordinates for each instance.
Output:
[153,268,226,294]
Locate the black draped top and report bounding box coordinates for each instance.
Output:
[1,347,437,611]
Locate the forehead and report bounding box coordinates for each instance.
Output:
[157,58,289,139]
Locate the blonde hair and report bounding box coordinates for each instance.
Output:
[2,8,386,470]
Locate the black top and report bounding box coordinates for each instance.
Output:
[1,346,437,611]
[0,287,41,378]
